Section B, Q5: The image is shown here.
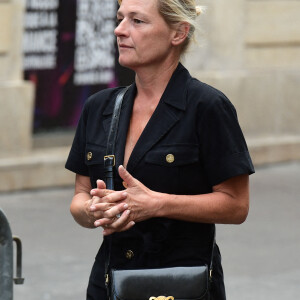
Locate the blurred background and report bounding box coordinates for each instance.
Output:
[0,0,299,299]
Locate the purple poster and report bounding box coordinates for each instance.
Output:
[23,0,134,132]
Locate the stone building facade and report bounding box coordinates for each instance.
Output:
[185,0,300,165]
[0,0,300,191]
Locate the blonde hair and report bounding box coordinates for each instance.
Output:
[117,0,204,54]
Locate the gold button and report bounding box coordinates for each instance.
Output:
[125,250,134,260]
[87,152,93,161]
[166,154,175,163]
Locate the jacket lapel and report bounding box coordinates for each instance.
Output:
[126,100,183,173]
[126,64,191,173]
[101,63,192,175]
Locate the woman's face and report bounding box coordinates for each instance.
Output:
[115,0,177,71]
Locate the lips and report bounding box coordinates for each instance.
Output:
[119,44,132,49]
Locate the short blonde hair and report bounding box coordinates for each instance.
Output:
[117,0,203,54]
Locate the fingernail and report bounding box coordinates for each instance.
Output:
[90,190,95,195]
[90,205,96,211]
[123,203,128,209]
[130,221,135,226]
[126,210,131,215]
[122,192,127,197]
[94,221,100,227]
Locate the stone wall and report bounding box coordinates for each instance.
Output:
[0,0,34,156]
[185,0,300,165]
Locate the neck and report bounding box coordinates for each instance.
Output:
[134,60,179,100]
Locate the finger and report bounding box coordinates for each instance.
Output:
[93,217,115,228]
[118,221,135,232]
[90,201,116,213]
[102,202,129,219]
[103,220,135,236]
[102,214,135,236]
[118,165,137,188]
[94,208,130,228]
[101,191,127,204]
[96,179,106,189]
[90,196,101,205]
[95,212,126,228]
[91,188,117,199]
[90,180,107,197]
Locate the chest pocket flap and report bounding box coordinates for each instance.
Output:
[85,143,106,165]
[145,144,199,167]
[84,144,107,188]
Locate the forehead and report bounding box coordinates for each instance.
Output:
[117,0,159,15]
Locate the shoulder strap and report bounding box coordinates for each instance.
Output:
[104,86,130,190]
[209,225,216,283]
[103,86,129,297]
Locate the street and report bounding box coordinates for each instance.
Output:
[1,161,300,300]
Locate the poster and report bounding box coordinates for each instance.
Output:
[23,0,134,132]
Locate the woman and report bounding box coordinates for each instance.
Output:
[65,0,255,299]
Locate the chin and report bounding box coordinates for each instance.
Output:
[118,58,138,70]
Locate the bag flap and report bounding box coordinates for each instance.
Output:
[111,266,208,300]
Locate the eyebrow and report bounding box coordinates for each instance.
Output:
[117,10,148,20]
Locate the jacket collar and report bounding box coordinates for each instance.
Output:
[102,84,136,116]
[102,63,190,116]
[160,62,190,111]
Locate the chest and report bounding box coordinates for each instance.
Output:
[85,107,210,194]
[124,100,158,168]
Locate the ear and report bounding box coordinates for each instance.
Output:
[171,22,190,46]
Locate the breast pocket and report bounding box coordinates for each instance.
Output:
[85,144,106,188]
[144,144,200,194]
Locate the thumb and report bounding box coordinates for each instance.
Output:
[96,179,106,190]
[118,165,137,188]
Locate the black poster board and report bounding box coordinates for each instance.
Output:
[23,0,134,132]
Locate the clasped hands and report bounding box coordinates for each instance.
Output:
[88,165,158,235]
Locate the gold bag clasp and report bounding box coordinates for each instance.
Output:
[149,297,174,300]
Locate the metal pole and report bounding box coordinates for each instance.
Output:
[0,209,13,300]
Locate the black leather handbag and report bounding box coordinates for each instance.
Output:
[104,87,214,300]
[110,266,211,300]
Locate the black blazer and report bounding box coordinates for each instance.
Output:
[66,63,254,298]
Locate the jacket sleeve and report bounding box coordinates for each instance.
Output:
[65,100,90,176]
[198,93,255,186]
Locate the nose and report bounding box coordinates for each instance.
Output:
[114,19,128,37]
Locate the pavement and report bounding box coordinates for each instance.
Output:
[0,161,300,300]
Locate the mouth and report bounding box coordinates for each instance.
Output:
[118,44,132,49]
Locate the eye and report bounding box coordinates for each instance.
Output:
[116,18,123,25]
[133,18,143,24]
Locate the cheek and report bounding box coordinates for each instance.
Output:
[154,29,172,47]
[143,32,170,49]
[149,37,171,55]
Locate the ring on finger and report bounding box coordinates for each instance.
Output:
[116,213,121,219]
